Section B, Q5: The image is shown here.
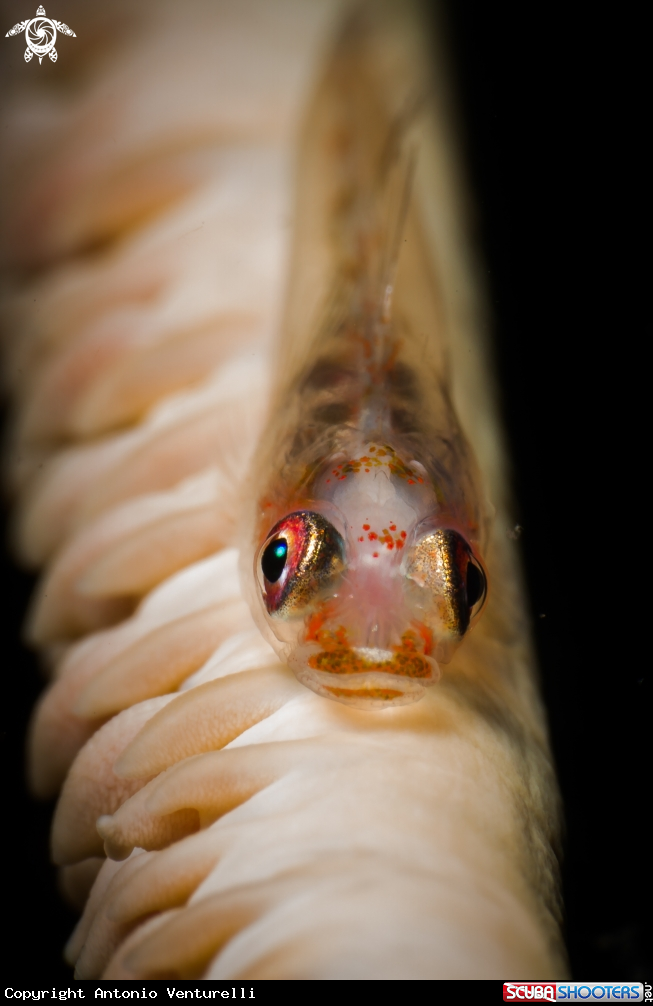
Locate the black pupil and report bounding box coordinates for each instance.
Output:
[262,538,288,583]
[466,560,485,608]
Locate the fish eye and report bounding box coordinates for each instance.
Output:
[261,538,288,583]
[406,527,487,640]
[259,511,345,617]
[466,556,486,610]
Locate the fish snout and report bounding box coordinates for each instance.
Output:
[288,615,441,708]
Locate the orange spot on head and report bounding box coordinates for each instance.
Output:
[372,552,379,558]
[412,622,433,655]
[401,530,406,538]
[368,532,378,540]
[389,524,396,531]
[305,610,328,642]
[358,536,364,542]
[386,542,394,550]
[308,628,431,681]
[395,539,404,549]
[365,469,370,473]
[407,479,414,484]
[417,477,424,483]
[362,524,370,530]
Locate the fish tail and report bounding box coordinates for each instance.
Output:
[276,4,433,374]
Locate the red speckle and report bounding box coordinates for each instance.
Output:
[326,479,331,483]
[364,468,370,473]
[372,552,379,558]
[417,477,424,484]
[396,539,404,549]
[401,530,407,538]
[358,536,364,542]
[368,532,378,541]
[386,541,394,550]
[362,524,370,530]
[389,524,396,531]
[407,479,414,484]
[339,476,347,480]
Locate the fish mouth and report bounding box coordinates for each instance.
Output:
[288,642,440,709]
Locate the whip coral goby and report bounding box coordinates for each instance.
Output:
[243,15,489,707]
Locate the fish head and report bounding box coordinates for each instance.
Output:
[253,446,487,708]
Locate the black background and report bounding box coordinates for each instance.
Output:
[1,0,647,982]
[441,0,647,980]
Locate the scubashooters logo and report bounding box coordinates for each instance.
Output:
[5,5,75,64]
[503,985,645,1002]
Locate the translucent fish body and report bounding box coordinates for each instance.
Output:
[244,6,490,708]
